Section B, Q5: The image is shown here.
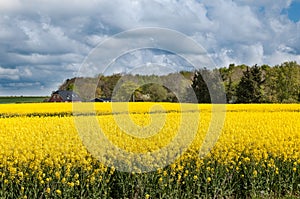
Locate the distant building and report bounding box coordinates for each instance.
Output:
[90,98,112,102]
[48,90,82,102]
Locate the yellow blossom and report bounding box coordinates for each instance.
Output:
[55,189,62,195]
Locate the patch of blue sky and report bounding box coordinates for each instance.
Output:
[282,0,300,22]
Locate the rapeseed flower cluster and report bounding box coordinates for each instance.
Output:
[0,103,299,198]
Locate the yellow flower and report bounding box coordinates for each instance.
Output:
[253,170,258,177]
[67,182,75,187]
[293,167,297,172]
[55,171,60,179]
[163,171,168,176]
[158,177,163,183]
[90,176,95,183]
[243,157,250,162]
[18,172,24,178]
[46,187,51,194]
[145,194,150,199]
[74,173,79,179]
[55,189,62,195]
[294,161,298,166]
[207,177,212,183]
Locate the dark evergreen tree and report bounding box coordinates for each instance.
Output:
[191,69,211,103]
[236,67,252,103]
[236,65,263,103]
[250,64,264,102]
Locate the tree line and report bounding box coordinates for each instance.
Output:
[59,61,300,103]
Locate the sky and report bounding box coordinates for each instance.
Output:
[0,0,299,96]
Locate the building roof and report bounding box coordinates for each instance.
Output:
[52,90,82,102]
[90,98,112,102]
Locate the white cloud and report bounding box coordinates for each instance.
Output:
[241,43,264,65]
[0,0,300,95]
[16,19,90,55]
[85,35,109,46]
[0,67,19,80]
[266,48,300,66]
[0,0,21,12]
[21,67,32,77]
[7,82,40,87]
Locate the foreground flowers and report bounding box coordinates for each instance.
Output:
[0,103,299,198]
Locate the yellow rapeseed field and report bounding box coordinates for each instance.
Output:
[0,103,299,198]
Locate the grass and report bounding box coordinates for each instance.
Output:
[0,96,49,104]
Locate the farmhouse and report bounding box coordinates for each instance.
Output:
[48,90,82,102]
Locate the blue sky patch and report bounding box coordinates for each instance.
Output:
[284,0,300,22]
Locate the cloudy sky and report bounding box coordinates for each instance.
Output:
[0,0,299,96]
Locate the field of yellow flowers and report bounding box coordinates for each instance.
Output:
[0,103,299,198]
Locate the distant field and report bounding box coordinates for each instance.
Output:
[0,96,49,104]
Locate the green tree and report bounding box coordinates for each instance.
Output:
[98,74,122,98]
[219,64,237,103]
[263,64,278,102]
[147,84,168,102]
[275,62,300,103]
[113,81,139,102]
[191,68,226,103]
[226,77,235,103]
[236,65,263,103]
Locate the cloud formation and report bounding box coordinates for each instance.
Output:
[0,0,299,95]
